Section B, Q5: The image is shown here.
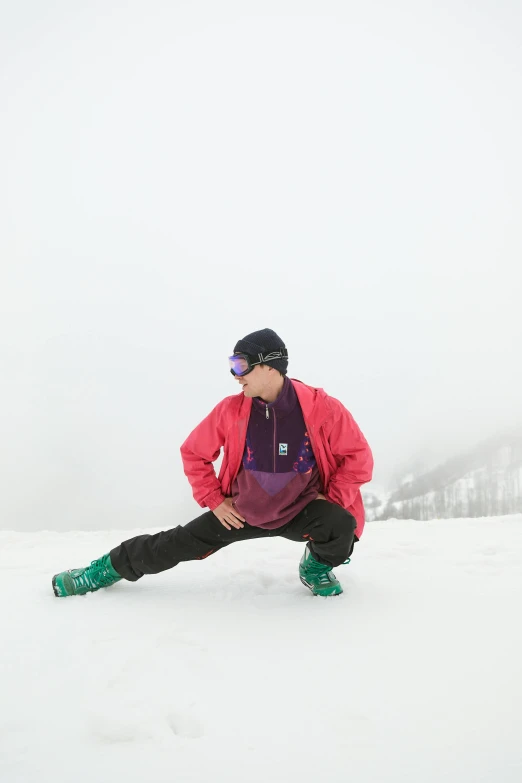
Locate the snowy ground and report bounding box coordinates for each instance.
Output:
[1,516,521,783]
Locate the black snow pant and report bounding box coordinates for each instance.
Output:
[110,499,357,582]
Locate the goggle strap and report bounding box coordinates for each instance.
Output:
[257,349,288,362]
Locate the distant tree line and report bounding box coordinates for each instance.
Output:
[367,432,522,521]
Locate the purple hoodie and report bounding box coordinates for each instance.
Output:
[230,376,323,529]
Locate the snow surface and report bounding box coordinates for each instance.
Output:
[1,516,522,783]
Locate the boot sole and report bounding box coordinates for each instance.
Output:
[52,573,77,597]
[52,575,63,597]
[299,576,343,597]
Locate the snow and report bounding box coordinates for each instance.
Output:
[1,516,522,783]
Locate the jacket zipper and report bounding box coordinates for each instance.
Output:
[273,408,277,472]
[265,404,276,471]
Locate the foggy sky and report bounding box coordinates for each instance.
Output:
[1,1,521,531]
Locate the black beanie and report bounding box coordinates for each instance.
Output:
[233,328,288,376]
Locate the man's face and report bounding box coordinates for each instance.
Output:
[235,363,272,398]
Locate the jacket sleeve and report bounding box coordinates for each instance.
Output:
[324,399,374,509]
[180,399,229,511]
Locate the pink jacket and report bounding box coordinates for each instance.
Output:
[180,378,374,538]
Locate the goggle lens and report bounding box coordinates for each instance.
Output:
[228,354,251,376]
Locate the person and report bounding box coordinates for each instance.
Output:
[52,328,373,599]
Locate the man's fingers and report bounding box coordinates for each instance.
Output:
[215,499,246,530]
[220,514,244,529]
[219,515,245,530]
[230,503,246,523]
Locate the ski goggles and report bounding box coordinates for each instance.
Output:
[228,349,288,377]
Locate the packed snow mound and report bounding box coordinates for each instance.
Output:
[1,516,521,783]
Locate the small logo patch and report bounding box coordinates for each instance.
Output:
[279,443,288,456]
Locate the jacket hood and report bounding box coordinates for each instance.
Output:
[290,378,332,428]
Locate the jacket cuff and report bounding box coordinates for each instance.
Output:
[205,490,226,511]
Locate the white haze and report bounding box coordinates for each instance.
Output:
[1,1,521,531]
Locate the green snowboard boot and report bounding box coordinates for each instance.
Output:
[299,545,346,597]
[52,553,122,597]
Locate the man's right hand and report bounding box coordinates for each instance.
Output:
[212,498,246,530]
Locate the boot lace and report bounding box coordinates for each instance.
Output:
[73,557,117,589]
[304,556,335,584]
[303,554,350,584]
